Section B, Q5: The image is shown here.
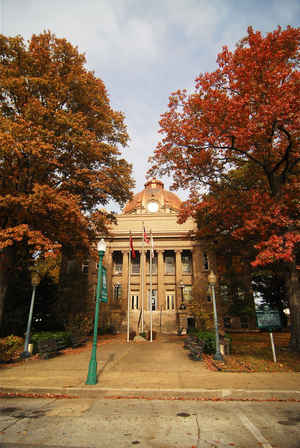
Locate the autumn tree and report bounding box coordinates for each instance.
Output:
[0,32,134,327]
[149,26,300,349]
[194,165,284,326]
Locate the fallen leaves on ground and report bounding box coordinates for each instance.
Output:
[204,331,300,372]
[0,334,123,369]
[0,391,79,399]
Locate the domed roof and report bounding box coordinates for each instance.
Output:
[123,179,182,214]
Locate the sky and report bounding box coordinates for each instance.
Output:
[1,0,299,208]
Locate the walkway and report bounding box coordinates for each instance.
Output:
[0,335,299,400]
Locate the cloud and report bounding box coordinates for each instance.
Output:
[2,0,300,203]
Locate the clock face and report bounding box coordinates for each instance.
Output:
[147,201,159,212]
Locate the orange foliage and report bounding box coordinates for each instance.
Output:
[149,26,300,267]
[0,31,134,257]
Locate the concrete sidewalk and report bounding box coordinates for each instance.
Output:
[0,335,299,400]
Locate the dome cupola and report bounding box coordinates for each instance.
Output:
[123,179,182,215]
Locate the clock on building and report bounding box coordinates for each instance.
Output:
[147,201,159,212]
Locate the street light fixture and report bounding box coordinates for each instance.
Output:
[86,238,106,385]
[208,270,224,361]
[179,280,186,310]
[21,271,41,358]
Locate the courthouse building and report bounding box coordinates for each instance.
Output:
[99,179,218,334]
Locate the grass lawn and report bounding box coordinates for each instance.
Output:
[210,331,300,372]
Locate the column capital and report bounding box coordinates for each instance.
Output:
[121,250,130,255]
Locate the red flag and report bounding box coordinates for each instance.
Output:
[130,233,136,258]
[144,226,150,244]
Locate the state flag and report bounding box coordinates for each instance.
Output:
[129,232,136,258]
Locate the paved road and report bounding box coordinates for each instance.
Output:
[1,335,300,446]
[0,397,300,447]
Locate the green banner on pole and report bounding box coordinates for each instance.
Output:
[101,266,108,303]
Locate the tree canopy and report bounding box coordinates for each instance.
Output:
[0,31,134,328]
[149,26,300,349]
[0,31,134,257]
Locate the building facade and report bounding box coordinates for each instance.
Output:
[100,179,218,335]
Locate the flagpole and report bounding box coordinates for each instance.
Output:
[141,223,144,334]
[127,249,131,343]
[150,231,153,342]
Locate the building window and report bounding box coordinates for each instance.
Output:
[81,260,89,274]
[113,252,123,274]
[166,294,175,310]
[148,289,157,310]
[114,283,122,302]
[183,285,192,303]
[147,252,157,274]
[181,251,192,273]
[131,295,139,310]
[203,253,209,270]
[131,252,140,274]
[164,251,175,274]
[207,295,211,302]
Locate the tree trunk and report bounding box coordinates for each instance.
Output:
[0,247,14,332]
[287,261,300,352]
[0,280,7,331]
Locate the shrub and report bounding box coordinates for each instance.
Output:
[190,330,231,354]
[99,325,116,335]
[65,312,93,335]
[195,331,216,354]
[0,335,24,362]
[31,331,71,351]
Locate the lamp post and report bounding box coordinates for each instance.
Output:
[86,238,106,385]
[21,271,41,358]
[208,270,223,361]
[179,280,186,310]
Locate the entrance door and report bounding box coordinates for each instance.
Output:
[187,317,196,333]
[131,295,139,310]
[148,289,157,310]
[166,294,175,310]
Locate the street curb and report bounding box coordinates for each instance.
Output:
[1,386,300,401]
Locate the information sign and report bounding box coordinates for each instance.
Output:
[256,309,282,331]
